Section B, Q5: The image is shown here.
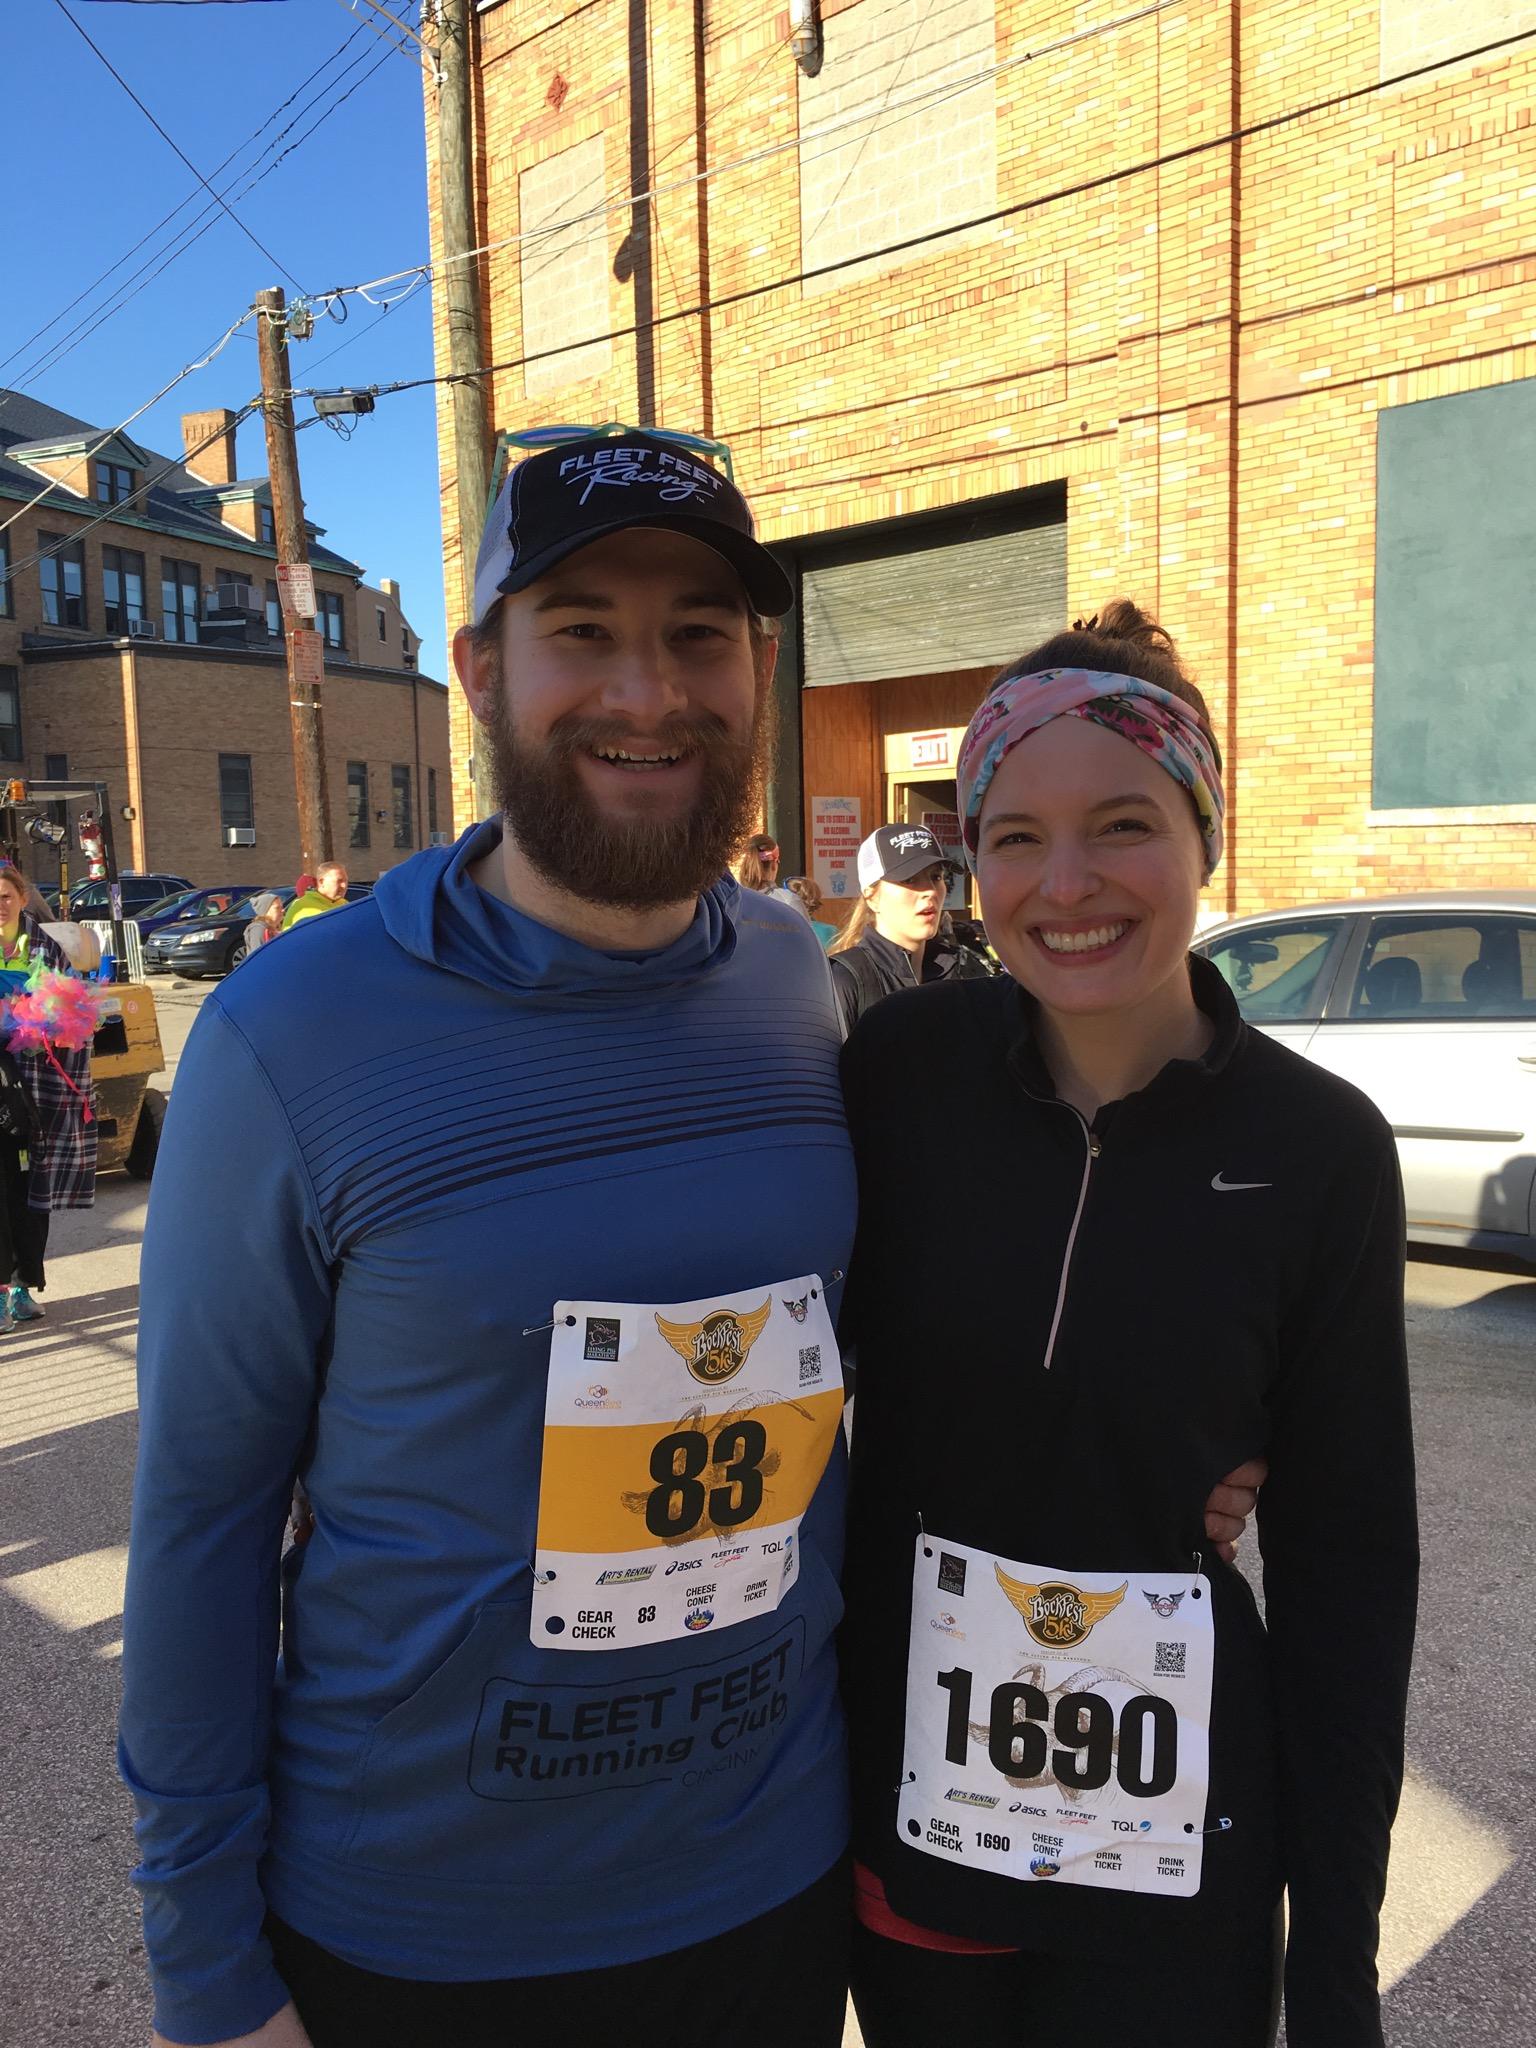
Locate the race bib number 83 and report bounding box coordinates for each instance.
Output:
[532,1278,843,1651]
[899,1533,1214,1896]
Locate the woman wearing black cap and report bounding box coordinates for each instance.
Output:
[838,603,1417,2048]
[828,826,990,1036]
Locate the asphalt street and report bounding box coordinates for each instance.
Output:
[1,978,1531,2045]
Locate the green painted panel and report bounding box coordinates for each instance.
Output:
[1373,380,1536,808]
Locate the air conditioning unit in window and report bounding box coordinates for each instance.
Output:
[223,826,257,847]
[128,619,158,639]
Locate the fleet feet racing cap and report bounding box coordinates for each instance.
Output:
[471,430,794,625]
[856,824,953,890]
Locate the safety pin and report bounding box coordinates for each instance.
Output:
[521,1273,845,1339]
[1184,1817,1233,1836]
[521,1312,578,1338]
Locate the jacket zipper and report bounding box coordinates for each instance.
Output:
[1041,1111,1100,1372]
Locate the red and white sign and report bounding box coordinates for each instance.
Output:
[810,795,862,902]
[908,731,951,769]
[289,626,326,694]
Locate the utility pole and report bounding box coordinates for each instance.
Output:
[256,284,333,868]
[433,0,496,818]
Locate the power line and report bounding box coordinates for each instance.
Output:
[1,403,265,589]
[0,20,369,388]
[51,0,303,291]
[290,17,1536,405]
[302,0,1183,318]
[3,33,394,404]
[0,313,257,542]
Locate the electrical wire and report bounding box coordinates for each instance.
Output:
[0,19,369,388]
[1,31,393,405]
[1,403,265,589]
[302,0,1183,317]
[798,0,947,256]
[288,17,1536,405]
[50,0,303,290]
[0,314,258,541]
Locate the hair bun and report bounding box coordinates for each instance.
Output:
[1090,597,1179,657]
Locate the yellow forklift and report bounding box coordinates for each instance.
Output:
[0,777,166,1179]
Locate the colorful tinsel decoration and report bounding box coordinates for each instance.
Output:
[2,966,100,1054]
[0,967,99,1123]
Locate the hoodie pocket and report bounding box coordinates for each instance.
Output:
[342,1571,844,1885]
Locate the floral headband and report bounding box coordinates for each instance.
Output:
[956,667,1225,875]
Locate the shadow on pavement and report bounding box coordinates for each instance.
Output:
[0,1406,150,2043]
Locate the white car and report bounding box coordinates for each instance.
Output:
[1195,891,1536,1267]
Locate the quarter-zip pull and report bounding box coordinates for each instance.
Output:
[1042,1110,1097,1372]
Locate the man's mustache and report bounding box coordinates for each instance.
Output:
[544,712,737,762]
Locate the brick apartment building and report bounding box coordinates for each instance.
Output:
[425,0,1536,920]
[0,394,451,890]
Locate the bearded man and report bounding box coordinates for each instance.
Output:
[119,431,856,2048]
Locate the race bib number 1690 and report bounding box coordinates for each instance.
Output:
[531,1277,844,1651]
[899,1533,1215,1896]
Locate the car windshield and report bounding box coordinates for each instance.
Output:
[142,890,200,919]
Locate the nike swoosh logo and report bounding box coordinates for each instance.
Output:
[1211,1172,1272,1192]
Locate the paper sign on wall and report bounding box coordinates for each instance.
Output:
[810,796,862,900]
[921,810,968,912]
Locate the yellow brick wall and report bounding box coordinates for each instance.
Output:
[431,0,1536,911]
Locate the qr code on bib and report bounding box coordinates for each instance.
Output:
[1155,1641,1187,1677]
[799,1345,822,1382]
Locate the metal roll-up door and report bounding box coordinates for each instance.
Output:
[801,517,1066,687]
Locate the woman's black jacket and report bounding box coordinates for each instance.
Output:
[837,959,1418,2048]
[830,925,991,1038]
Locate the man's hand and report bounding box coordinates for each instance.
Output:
[153,2003,313,2048]
[1203,1457,1267,1563]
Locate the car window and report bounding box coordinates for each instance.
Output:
[71,884,106,914]
[1203,919,1342,1020]
[143,890,197,919]
[1348,916,1536,1020]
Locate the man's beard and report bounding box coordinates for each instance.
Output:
[485,688,770,911]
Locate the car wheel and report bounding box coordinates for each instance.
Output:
[225,938,248,974]
[125,1087,166,1181]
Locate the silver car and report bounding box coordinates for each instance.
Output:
[1195,891,1536,1267]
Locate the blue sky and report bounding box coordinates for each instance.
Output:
[6,0,449,683]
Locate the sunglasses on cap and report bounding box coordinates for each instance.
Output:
[487,422,737,515]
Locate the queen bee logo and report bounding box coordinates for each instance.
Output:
[656,1299,772,1385]
[995,1568,1126,1650]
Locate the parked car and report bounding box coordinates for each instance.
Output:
[1194,890,1536,1266]
[135,886,271,941]
[143,893,274,979]
[68,872,191,920]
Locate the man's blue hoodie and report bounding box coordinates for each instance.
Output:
[119,824,856,2044]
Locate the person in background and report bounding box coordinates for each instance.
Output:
[738,832,804,912]
[0,859,96,1325]
[828,825,990,1036]
[282,863,349,932]
[244,894,285,959]
[786,876,838,950]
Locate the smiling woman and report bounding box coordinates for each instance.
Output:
[836,600,1418,2048]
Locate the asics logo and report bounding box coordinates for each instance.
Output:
[1211,1171,1272,1192]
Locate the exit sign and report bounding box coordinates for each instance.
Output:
[909,732,950,768]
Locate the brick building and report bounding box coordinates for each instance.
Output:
[425,0,1536,919]
[0,394,450,890]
